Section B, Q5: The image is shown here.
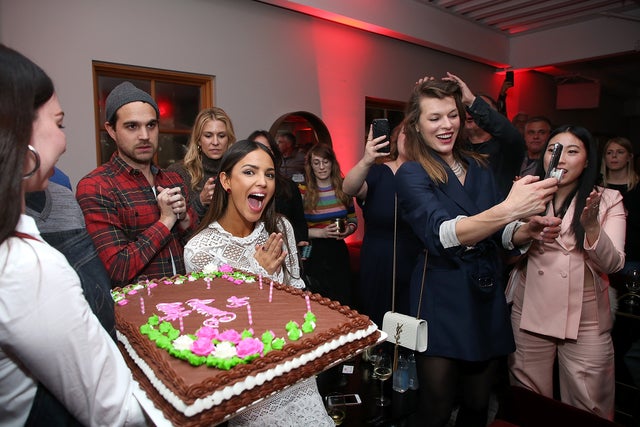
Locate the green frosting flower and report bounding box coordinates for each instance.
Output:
[301,321,315,334]
[287,327,302,341]
[285,320,299,331]
[304,312,317,323]
[148,315,159,327]
[272,337,285,350]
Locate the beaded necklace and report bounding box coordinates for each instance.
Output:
[451,161,465,178]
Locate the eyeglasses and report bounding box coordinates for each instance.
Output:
[312,159,331,167]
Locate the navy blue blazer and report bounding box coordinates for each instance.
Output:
[395,157,515,361]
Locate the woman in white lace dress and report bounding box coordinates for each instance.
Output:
[184,140,332,426]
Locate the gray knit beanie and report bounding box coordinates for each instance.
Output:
[105,81,159,124]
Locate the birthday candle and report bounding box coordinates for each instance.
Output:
[140,297,145,314]
[305,294,311,313]
[179,317,184,333]
[269,281,273,303]
[247,304,253,325]
[205,277,211,290]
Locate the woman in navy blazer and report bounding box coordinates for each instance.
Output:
[395,76,560,427]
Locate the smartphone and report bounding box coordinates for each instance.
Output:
[545,143,564,181]
[300,244,312,260]
[372,118,391,154]
[326,393,361,407]
[505,70,514,85]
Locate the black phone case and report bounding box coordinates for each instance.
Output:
[372,118,390,153]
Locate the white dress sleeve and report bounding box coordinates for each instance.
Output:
[0,216,145,426]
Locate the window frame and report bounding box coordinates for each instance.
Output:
[92,61,214,166]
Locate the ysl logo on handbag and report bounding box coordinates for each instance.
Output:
[393,323,404,344]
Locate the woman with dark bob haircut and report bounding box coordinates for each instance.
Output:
[509,125,626,420]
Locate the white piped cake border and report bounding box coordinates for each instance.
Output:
[117,323,378,417]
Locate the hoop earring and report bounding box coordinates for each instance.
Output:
[22,145,41,179]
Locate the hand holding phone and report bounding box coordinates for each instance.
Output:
[371,118,391,154]
[505,70,514,84]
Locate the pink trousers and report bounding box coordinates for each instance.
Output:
[509,284,615,420]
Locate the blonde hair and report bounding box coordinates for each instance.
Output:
[183,107,236,191]
[601,136,638,190]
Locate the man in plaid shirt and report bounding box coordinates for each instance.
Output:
[77,82,197,287]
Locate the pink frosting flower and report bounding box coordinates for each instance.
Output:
[196,327,219,340]
[191,337,215,356]
[219,264,233,273]
[233,279,243,285]
[218,329,242,344]
[236,337,264,358]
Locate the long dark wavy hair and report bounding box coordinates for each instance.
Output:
[403,79,485,184]
[534,125,600,251]
[194,139,298,282]
[0,44,54,245]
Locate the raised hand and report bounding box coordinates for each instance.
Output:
[199,177,216,206]
[503,175,558,219]
[364,125,389,164]
[255,232,287,275]
[580,190,602,244]
[443,72,475,106]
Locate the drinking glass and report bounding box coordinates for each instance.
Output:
[373,352,392,406]
[324,393,346,426]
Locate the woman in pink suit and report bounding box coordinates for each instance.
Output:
[508,125,626,420]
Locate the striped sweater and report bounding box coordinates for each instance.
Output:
[299,184,357,229]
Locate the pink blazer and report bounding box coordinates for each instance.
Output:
[512,187,626,339]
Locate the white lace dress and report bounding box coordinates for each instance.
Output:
[184,219,305,289]
[183,218,333,427]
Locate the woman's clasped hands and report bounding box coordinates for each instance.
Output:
[255,232,287,275]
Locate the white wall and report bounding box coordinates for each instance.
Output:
[0,0,504,189]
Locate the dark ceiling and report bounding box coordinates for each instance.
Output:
[418,0,640,35]
[417,0,640,94]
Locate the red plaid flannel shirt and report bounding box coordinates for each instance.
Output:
[76,154,197,287]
